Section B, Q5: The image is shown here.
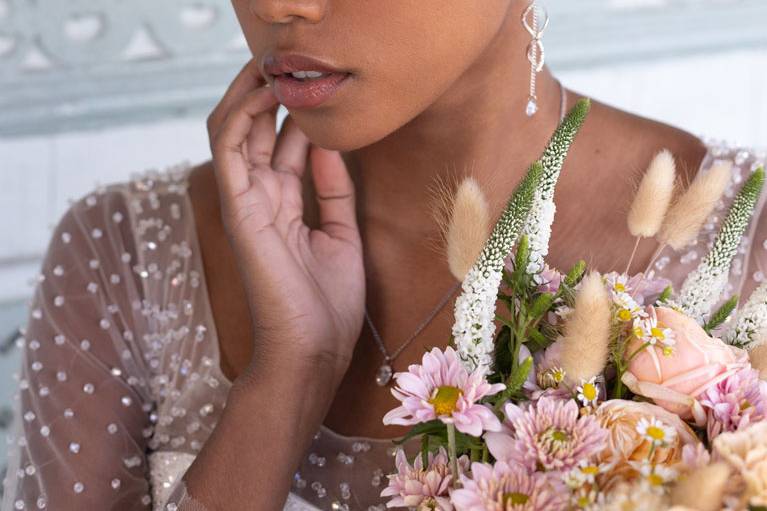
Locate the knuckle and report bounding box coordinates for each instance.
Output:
[206,112,217,133]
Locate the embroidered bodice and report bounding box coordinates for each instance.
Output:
[1,138,765,511]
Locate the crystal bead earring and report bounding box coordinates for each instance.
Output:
[522,1,549,117]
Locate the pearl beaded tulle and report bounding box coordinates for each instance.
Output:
[1,138,765,510]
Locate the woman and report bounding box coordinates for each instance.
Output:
[2,1,765,510]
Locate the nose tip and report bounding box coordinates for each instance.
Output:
[249,1,326,24]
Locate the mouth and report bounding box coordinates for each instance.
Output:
[270,71,353,109]
[262,52,352,82]
[261,53,354,108]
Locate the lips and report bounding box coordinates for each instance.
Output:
[262,52,353,109]
[262,53,349,79]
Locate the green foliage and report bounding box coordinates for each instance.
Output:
[565,260,587,287]
[508,356,533,395]
[393,419,445,446]
[704,295,739,334]
[657,285,673,304]
[530,293,555,318]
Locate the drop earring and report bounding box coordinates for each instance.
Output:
[522,1,549,117]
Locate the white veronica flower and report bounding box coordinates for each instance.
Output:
[726,281,767,348]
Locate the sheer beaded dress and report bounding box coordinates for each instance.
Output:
[1,138,765,511]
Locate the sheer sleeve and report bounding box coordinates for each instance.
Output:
[1,186,155,510]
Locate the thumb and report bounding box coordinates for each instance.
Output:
[310,145,360,244]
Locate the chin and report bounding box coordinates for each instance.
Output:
[288,111,388,152]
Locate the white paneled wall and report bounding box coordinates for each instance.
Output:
[1,47,766,310]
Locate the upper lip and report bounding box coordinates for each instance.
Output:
[262,53,349,78]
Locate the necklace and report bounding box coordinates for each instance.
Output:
[365,281,462,386]
[366,80,568,387]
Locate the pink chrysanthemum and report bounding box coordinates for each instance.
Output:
[450,461,567,511]
[383,346,505,436]
[700,365,767,439]
[487,396,608,473]
[380,447,468,510]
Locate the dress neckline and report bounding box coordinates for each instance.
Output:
[177,165,406,445]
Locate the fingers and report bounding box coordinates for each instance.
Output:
[244,100,280,168]
[207,58,267,139]
[310,145,360,244]
[211,88,279,199]
[272,114,312,178]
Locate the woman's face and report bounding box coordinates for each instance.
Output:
[232,0,513,151]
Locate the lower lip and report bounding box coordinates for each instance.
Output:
[272,72,351,109]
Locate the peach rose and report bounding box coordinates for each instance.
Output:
[594,399,700,491]
[622,306,749,422]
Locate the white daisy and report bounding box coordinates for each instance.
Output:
[635,417,676,447]
[576,377,600,407]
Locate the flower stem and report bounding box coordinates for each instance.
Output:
[626,342,652,364]
[625,236,642,275]
[447,423,459,486]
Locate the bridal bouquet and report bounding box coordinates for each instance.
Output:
[379,98,767,511]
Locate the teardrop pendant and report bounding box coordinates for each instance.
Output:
[375,364,393,386]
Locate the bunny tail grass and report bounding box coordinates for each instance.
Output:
[627,148,676,238]
[445,177,491,281]
[658,161,731,251]
[559,271,612,385]
[670,462,730,511]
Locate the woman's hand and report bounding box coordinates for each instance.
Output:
[207,58,365,381]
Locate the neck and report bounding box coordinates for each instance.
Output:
[342,7,565,240]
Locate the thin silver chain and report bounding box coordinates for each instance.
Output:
[365,281,461,365]
[365,79,567,367]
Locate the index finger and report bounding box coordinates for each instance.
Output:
[207,57,270,136]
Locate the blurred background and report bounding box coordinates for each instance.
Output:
[0,0,766,472]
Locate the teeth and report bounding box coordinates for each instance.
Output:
[289,70,327,79]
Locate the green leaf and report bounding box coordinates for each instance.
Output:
[526,328,549,352]
[507,356,533,394]
[657,285,673,304]
[512,235,530,286]
[529,293,555,318]
[393,419,445,445]
[704,295,739,333]
[565,260,587,287]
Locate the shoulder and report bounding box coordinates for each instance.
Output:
[566,91,711,185]
[46,162,196,268]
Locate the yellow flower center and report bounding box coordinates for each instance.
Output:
[545,428,570,443]
[429,386,462,416]
[647,472,665,486]
[662,346,674,357]
[646,425,666,442]
[552,368,566,383]
[633,326,645,339]
[614,283,626,293]
[502,492,529,506]
[741,400,752,411]
[581,383,598,402]
[650,327,665,340]
[618,309,633,322]
[577,495,591,507]
[581,465,600,476]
